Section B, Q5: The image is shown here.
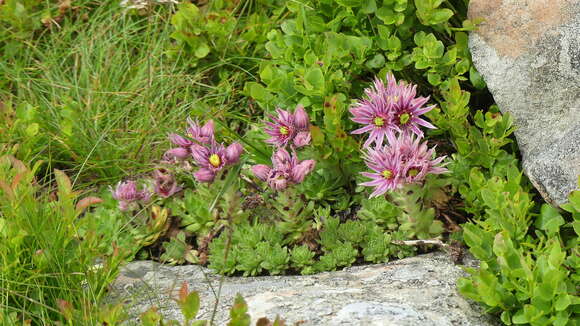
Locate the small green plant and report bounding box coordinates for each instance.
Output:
[458,175,579,326]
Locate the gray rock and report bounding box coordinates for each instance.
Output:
[468,0,580,205]
[108,252,497,325]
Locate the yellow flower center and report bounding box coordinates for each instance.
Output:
[399,113,410,125]
[373,117,385,127]
[381,169,393,179]
[407,168,419,177]
[279,126,289,135]
[209,154,221,167]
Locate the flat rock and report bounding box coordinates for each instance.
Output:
[108,252,498,325]
[468,0,580,205]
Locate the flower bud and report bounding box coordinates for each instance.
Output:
[293,131,311,148]
[251,164,271,181]
[291,159,316,183]
[169,133,192,147]
[193,168,216,183]
[267,171,289,191]
[294,105,309,130]
[225,142,243,164]
[163,147,190,161]
[272,148,292,170]
[153,169,182,198]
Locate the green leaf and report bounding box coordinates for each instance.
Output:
[427,72,441,85]
[194,42,210,58]
[429,8,453,24]
[228,294,251,326]
[423,39,444,58]
[512,309,528,324]
[554,294,572,311]
[366,54,386,69]
[470,66,486,89]
[361,0,377,13]
[178,291,200,321]
[336,0,362,7]
[304,67,325,92]
[140,308,162,326]
[25,123,39,137]
[376,7,397,24]
[500,311,513,325]
[535,204,565,235]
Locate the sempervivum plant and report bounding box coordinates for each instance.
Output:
[350,73,436,148]
[361,134,447,198]
[264,105,311,149]
[352,74,449,239]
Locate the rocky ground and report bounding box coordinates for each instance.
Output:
[109,252,498,325]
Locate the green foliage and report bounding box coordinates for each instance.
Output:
[458,177,579,325]
[3,0,578,324]
[271,190,315,244]
[290,245,316,275]
[208,215,417,276]
[356,196,401,229]
[1,3,206,181]
[0,156,127,324]
[170,188,217,237]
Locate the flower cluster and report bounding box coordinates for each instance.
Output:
[352,74,447,196]
[253,105,316,191]
[265,105,311,148]
[252,149,316,191]
[111,180,151,211]
[361,135,447,197]
[350,73,436,148]
[165,119,243,183]
[111,118,243,210]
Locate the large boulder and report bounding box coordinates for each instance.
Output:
[468,0,580,206]
[109,252,497,325]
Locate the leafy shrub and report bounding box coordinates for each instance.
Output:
[458,179,579,325]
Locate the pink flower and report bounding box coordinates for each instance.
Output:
[191,142,244,183]
[153,169,182,198]
[293,131,311,148]
[350,74,436,148]
[251,148,316,190]
[169,133,193,148]
[251,164,271,181]
[389,79,436,139]
[191,143,226,172]
[193,168,216,183]
[268,170,290,191]
[360,146,405,197]
[225,142,243,164]
[111,180,151,211]
[291,159,316,183]
[265,106,311,148]
[186,118,214,144]
[350,77,397,148]
[360,134,447,198]
[163,147,190,161]
[294,105,310,130]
